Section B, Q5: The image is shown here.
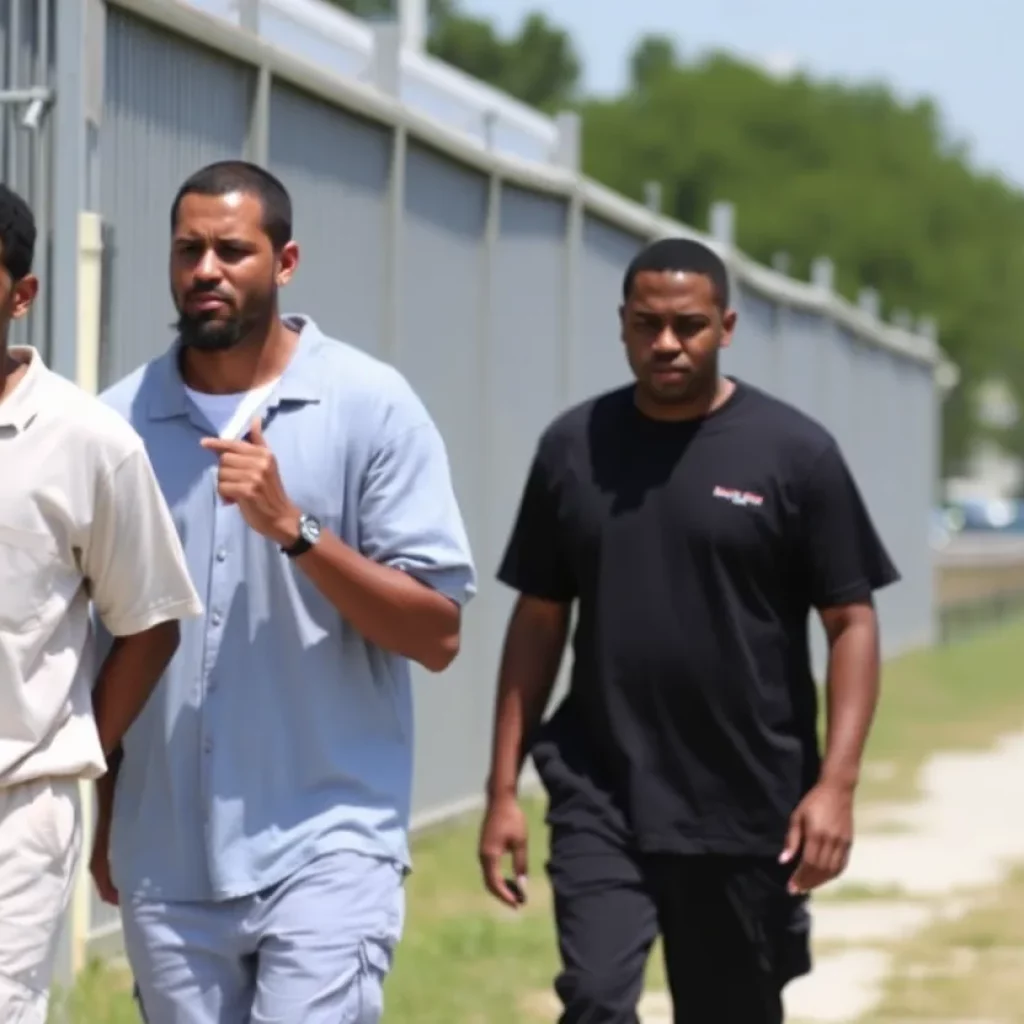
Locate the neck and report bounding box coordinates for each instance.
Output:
[636,374,735,422]
[180,316,298,395]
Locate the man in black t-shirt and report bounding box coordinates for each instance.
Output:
[478,237,899,1023]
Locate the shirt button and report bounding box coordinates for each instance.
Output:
[216,549,227,562]
[203,739,213,754]
[211,611,222,627]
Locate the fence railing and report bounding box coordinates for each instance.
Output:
[37,0,958,990]
[181,0,563,163]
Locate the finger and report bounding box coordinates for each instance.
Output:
[248,416,268,448]
[479,851,519,909]
[824,835,852,882]
[780,814,803,865]
[791,835,827,894]
[216,451,266,470]
[217,483,253,506]
[217,467,261,488]
[511,840,529,900]
[200,437,257,455]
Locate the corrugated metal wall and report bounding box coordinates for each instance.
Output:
[92,2,940,886]
[99,13,251,384]
[0,0,54,357]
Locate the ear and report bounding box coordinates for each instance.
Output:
[618,304,627,342]
[720,308,738,350]
[10,275,39,321]
[276,241,300,288]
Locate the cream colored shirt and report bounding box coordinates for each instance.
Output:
[0,347,202,787]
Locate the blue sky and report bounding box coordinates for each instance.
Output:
[466,0,1023,187]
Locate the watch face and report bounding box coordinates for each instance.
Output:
[300,515,322,545]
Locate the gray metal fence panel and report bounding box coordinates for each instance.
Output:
[575,214,644,397]
[730,284,779,394]
[0,0,54,357]
[481,183,572,732]
[487,185,568,555]
[398,141,491,818]
[776,306,828,423]
[66,0,945,978]
[267,83,391,356]
[99,9,253,387]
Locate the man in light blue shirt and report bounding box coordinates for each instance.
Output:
[93,160,476,1023]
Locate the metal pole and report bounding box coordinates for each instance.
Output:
[561,187,582,406]
[29,0,51,354]
[7,0,22,187]
[398,0,427,51]
[248,64,271,165]
[51,0,87,382]
[377,23,405,365]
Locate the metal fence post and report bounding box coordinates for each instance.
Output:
[556,112,582,404]
[238,1,271,164]
[51,2,87,382]
[374,24,405,366]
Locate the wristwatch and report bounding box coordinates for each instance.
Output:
[282,513,322,558]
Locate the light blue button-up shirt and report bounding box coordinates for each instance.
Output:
[100,317,476,902]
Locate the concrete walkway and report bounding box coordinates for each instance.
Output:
[629,733,1024,1024]
[785,732,1024,1023]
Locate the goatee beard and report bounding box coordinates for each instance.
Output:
[176,312,246,352]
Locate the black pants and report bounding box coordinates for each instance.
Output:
[546,826,812,1024]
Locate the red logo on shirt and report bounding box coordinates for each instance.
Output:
[713,486,764,508]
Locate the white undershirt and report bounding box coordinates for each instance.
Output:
[185,380,279,440]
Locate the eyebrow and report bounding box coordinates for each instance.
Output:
[631,308,709,319]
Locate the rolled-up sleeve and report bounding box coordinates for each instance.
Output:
[358,411,476,608]
[83,446,203,637]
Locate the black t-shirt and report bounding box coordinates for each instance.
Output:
[497,381,899,857]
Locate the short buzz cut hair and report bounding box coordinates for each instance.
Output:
[0,182,36,282]
[623,236,730,310]
[170,160,293,250]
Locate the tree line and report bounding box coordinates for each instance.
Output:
[331,0,1024,472]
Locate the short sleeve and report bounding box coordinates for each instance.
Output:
[796,442,901,608]
[359,418,476,608]
[496,441,576,602]
[83,447,203,637]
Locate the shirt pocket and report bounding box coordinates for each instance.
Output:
[0,524,57,633]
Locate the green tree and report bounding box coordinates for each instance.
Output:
[580,46,1024,470]
[630,34,678,92]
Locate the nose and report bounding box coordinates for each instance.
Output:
[652,325,682,354]
[193,248,222,282]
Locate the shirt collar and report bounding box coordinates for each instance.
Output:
[146,314,326,422]
[0,346,47,433]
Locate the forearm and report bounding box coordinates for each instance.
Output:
[486,600,569,799]
[296,531,461,671]
[95,746,123,825]
[92,621,179,756]
[819,606,882,790]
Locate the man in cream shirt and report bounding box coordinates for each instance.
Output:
[0,185,202,1019]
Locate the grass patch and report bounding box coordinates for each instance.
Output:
[863,868,1024,1022]
[817,881,913,904]
[858,616,1024,803]
[48,961,137,1024]
[51,617,1024,1022]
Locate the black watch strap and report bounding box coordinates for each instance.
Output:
[282,513,320,558]
[283,533,312,558]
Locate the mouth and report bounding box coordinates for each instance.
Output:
[651,366,690,380]
[186,295,231,314]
